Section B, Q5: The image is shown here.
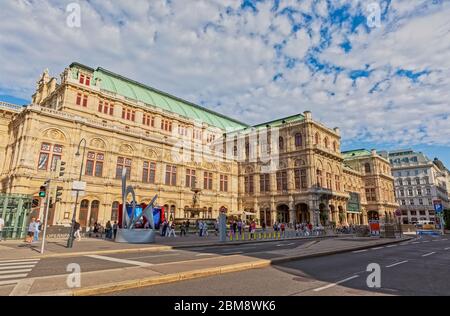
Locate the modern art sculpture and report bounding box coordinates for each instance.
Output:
[115,168,157,243]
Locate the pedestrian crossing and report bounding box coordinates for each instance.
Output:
[0,258,40,286]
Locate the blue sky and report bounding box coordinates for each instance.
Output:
[0,0,449,166]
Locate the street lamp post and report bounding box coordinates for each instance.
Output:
[67,138,87,248]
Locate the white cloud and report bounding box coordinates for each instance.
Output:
[0,0,449,155]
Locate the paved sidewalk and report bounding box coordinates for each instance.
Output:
[0,232,336,260]
[4,236,412,296]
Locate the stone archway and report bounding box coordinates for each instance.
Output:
[338,205,345,225]
[319,203,328,226]
[295,203,309,223]
[276,204,290,223]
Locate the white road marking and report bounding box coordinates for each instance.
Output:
[442,238,448,241]
[0,280,19,286]
[286,243,295,246]
[313,275,360,292]
[0,269,32,275]
[276,244,283,247]
[0,259,40,287]
[422,252,436,257]
[444,247,450,250]
[0,273,28,280]
[0,259,40,264]
[0,265,36,270]
[86,255,154,267]
[352,249,367,253]
[371,247,384,250]
[0,261,39,267]
[386,260,408,268]
[422,241,430,243]
[127,253,179,260]
[412,242,420,244]
[386,245,397,248]
[195,253,215,256]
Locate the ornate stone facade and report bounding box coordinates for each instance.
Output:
[0,63,398,227]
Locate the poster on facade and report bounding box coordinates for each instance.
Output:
[369,220,380,236]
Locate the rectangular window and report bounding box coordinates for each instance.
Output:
[245,175,254,194]
[79,74,85,85]
[165,165,177,186]
[82,95,88,107]
[203,172,213,190]
[85,76,91,86]
[316,170,323,187]
[142,161,156,184]
[37,143,63,171]
[76,93,82,106]
[86,152,104,177]
[220,175,228,192]
[276,171,287,191]
[295,170,307,190]
[116,157,131,180]
[260,174,270,192]
[185,169,196,188]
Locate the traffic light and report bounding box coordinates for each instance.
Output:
[39,185,46,198]
[56,160,66,177]
[55,186,64,203]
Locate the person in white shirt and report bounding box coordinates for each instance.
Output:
[0,217,4,241]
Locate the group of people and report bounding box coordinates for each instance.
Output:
[0,217,4,242]
[293,222,314,236]
[229,219,257,238]
[89,221,118,240]
[160,220,177,237]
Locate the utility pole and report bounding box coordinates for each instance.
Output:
[40,179,51,254]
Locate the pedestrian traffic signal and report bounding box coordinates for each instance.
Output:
[39,186,46,198]
[55,186,64,203]
[56,160,66,177]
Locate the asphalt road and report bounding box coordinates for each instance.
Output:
[20,237,316,279]
[107,235,450,296]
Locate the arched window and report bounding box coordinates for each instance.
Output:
[315,133,320,145]
[279,137,284,150]
[111,201,119,221]
[233,146,238,157]
[364,163,371,174]
[295,133,302,147]
[324,137,329,149]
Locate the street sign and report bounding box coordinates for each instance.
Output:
[72,181,87,191]
[433,200,443,213]
[71,190,85,197]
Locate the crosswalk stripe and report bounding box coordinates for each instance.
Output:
[0,269,32,275]
[0,259,40,264]
[0,265,36,270]
[0,262,39,267]
[0,260,39,287]
[0,280,19,286]
[86,255,154,267]
[0,273,28,280]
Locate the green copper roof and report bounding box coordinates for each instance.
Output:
[342,149,372,159]
[70,63,248,130]
[252,113,305,129]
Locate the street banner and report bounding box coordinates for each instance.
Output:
[369,220,380,236]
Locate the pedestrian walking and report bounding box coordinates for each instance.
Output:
[261,221,266,233]
[0,216,4,241]
[250,220,256,239]
[198,221,203,237]
[105,221,112,239]
[33,219,41,242]
[237,220,242,236]
[214,220,219,236]
[113,221,118,239]
[167,221,176,237]
[180,222,187,237]
[74,221,81,241]
[186,220,190,234]
[280,222,285,238]
[203,222,209,238]
[26,218,36,243]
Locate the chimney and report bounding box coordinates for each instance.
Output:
[334,127,340,135]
